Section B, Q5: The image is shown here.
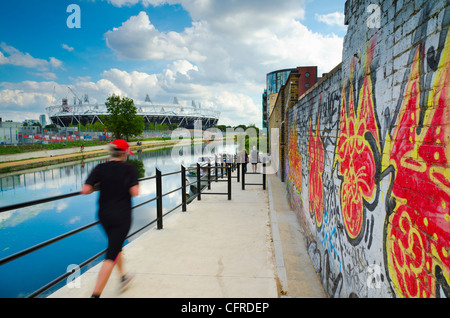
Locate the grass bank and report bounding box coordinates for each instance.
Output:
[0,137,172,156]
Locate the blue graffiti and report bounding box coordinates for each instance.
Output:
[320,210,342,272]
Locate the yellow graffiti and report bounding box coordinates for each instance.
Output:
[385,31,450,297]
[288,127,302,193]
[336,38,380,242]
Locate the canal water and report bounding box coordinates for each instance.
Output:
[0,142,236,298]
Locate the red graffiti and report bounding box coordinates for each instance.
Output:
[336,38,380,243]
[288,127,302,193]
[385,43,450,298]
[308,105,324,228]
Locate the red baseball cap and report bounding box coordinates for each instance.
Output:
[111,139,134,155]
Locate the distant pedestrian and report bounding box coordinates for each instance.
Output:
[240,149,248,173]
[81,139,139,298]
[250,146,259,173]
[80,144,84,153]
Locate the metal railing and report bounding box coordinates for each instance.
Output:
[241,159,267,190]
[199,162,233,201]
[0,161,232,298]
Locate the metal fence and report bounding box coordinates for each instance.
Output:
[0,157,268,298]
[0,162,232,298]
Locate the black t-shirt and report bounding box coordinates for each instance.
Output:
[85,161,139,223]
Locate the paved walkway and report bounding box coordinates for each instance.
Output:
[48,170,326,298]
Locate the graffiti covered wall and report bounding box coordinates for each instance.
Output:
[284,0,449,297]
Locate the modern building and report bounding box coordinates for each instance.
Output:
[264,67,318,129]
[262,89,268,129]
[39,114,47,127]
[266,68,296,123]
[0,121,22,145]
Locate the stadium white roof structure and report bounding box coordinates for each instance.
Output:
[46,94,220,130]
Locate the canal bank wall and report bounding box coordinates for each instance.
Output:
[0,140,184,174]
[272,0,450,298]
[0,137,234,174]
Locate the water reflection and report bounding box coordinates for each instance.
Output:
[0,143,236,298]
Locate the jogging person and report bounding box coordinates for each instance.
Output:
[81,139,139,298]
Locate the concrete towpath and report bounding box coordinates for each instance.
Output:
[48,169,326,298]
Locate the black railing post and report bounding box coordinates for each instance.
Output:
[215,161,218,182]
[221,162,224,179]
[228,165,232,200]
[233,155,236,172]
[181,165,187,212]
[156,168,163,230]
[237,162,240,182]
[241,160,245,190]
[208,162,211,190]
[197,163,201,201]
[263,161,266,190]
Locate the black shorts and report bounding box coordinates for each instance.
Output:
[100,217,132,261]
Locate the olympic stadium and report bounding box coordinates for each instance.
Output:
[46,94,220,130]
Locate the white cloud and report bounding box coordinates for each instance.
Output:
[315,12,346,27]
[106,0,140,6]
[106,0,169,7]
[0,88,54,113]
[104,11,204,61]
[101,68,160,98]
[33,72,58,80]
[49,57,63,69]
[0,51,8,64]
[213,91,261,126]
[102,6,344,121]
[62,44,74,52]
[0,43,63,71]
[104,2,343,82]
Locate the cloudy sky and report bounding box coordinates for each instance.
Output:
[0,0,347,127]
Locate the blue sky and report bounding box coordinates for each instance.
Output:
[0,0,193,83]
[0,0,347,126]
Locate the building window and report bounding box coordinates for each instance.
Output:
[305,83,310,88]
[305,72,310,78]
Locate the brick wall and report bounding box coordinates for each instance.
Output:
[270,71,300,181]
[283,0,450,298]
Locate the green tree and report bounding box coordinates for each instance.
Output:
[104,95,144,140]
[93,121,104,131]
[214,125,230,132]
